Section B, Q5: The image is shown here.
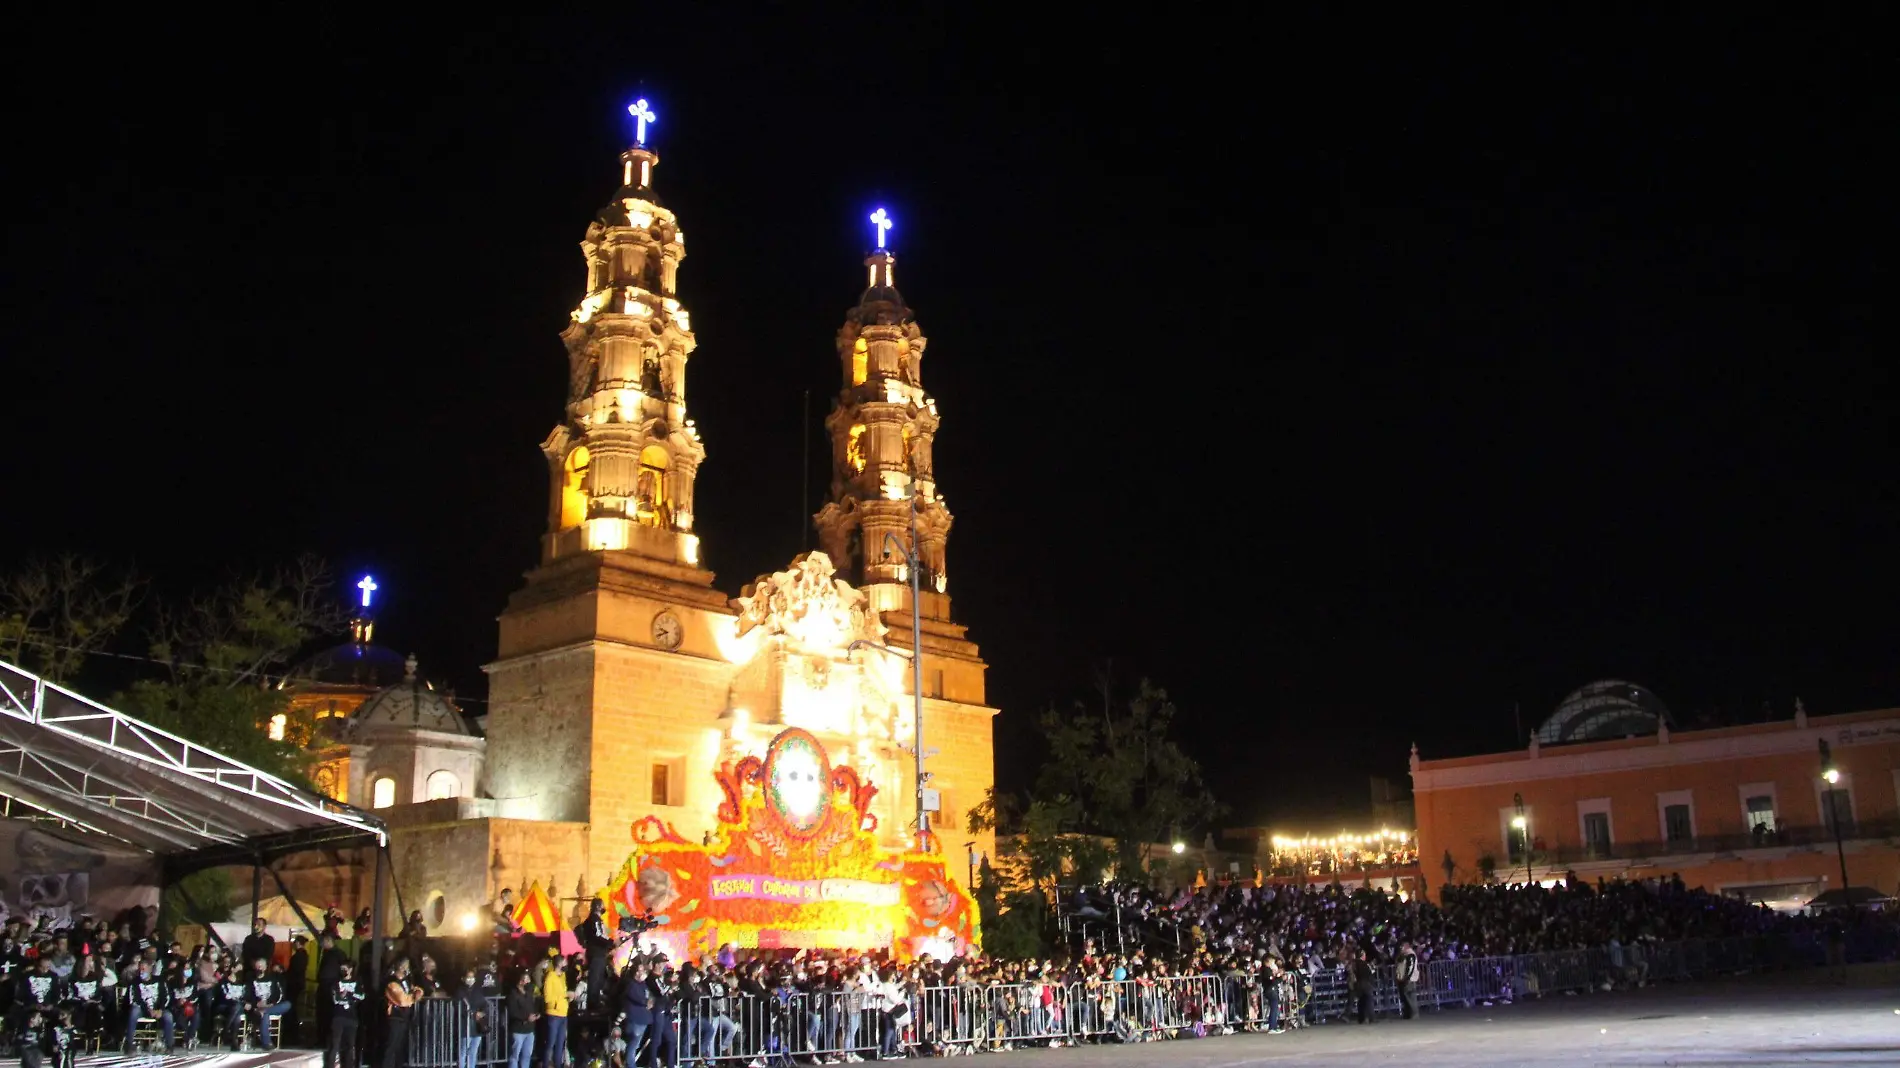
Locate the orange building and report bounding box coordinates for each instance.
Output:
[1412,681,1900,909]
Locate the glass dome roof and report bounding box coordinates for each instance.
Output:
[1535,679,1673,745]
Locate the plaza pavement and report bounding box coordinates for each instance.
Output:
[980,970,1900,1066]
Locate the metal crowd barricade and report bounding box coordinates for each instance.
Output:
[405,995,508,1068]
[668,989,904,1064]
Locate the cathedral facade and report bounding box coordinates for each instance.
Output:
[290,114,996,934]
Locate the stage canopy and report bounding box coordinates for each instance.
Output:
[0,657,384,870]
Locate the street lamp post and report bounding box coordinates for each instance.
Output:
[1511,792,1530,887]
[1819,740,1852,911]
[848,482,931,846]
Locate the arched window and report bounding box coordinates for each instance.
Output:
[635,445,670,525]
[425,769,461,801]
[851,338,868,386]
[560,446,591,530]
[370,776,397,810]
[846,425,867,473]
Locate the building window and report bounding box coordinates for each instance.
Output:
[1576,797,1613,858]
[650,763,672,806]
[635,445,671,526]
[1821,787,1853,833]
[426,891,446,928]
[1582,812,1612,856]
[370,776,397,810]
[561,446,591,530]
[1744,795,1776,835]
[425,769,460,801]
[1500,806,1531,861]
[266,713,287,741]
[1663,804,1692,844]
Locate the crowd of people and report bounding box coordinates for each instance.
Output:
[2,875,1887,1067]
[1070,871,1810,968]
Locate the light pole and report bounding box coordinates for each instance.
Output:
[1511,792,1530,887]
[1819,739,1852,911]
[847,481,930,846]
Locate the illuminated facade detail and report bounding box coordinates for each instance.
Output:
[846,425,867,473]
[870,207,892,249]
[358,575,378,607]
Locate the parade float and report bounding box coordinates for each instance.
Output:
[601,726,979,963]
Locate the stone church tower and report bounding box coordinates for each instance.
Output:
[813,244,990,743]
[479,120,994,901]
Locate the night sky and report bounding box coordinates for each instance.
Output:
[4,13,1891,826]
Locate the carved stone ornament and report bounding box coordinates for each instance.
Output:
[734,552,886,655]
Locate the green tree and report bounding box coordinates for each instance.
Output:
[158,867,233,942]
[1036,678,1224,877]
[120,555,346,785]
[0,555,143,683]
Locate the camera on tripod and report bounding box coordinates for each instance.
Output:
[617,910,660,936]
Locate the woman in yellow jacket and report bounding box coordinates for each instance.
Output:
[541,962,569,1068]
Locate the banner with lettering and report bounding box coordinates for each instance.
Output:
[604,727,978,962]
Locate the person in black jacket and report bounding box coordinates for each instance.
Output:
[14,954,65,1031]
[1349,949,1375,1025]
[46,1007,78,1068]
[503,970,537,1068]
[18,1009,46,1068]
[645,966,678,1068]
[326,962,365,1068]
[287,936,310,1044]
[243,959,291,1050]
[61,955,104,1049]
[579,900,615,1005]
[317,933,347,1053]
[383,957,419,1068]
[240,920,275,974]
[217,965,251,1049]
[454,968,491,1068]
[121,959,173,1053]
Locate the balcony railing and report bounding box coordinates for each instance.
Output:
[1508,817,1900,868]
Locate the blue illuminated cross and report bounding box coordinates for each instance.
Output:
[870,208,892,249]
[628,99,656,146]
[357,575,378,608]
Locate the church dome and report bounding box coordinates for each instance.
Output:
[284,639,410,690]
[852,285,910,326]
[1536,680,1672,745]
[348,654,474,737]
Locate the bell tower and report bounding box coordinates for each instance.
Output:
[539,98,707,571]
[486,101,736,853]
[814,218,955,623]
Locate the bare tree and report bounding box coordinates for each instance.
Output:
[0,555,144,683]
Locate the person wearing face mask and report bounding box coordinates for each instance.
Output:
[644,959,679,1068]
[121,959,172,1054]
[613,960,652,1066]
[326,961,365,1068]
[504,970,538,1068]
